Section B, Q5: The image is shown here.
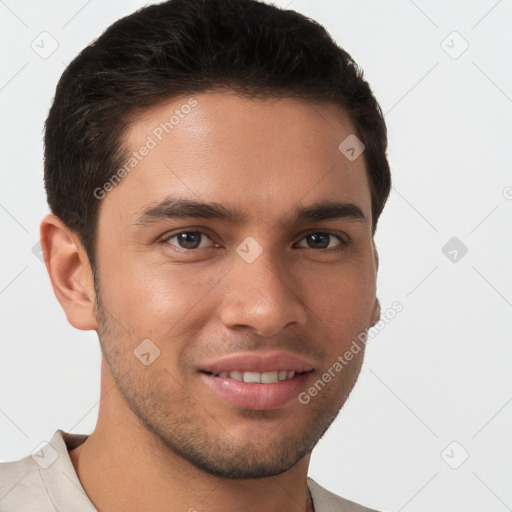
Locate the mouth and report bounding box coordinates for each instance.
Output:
[199,370,313,410]
[198,351,316,411]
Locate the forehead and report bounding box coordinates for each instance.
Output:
[103,92,372,228]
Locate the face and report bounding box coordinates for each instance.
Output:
[93,92,380,478]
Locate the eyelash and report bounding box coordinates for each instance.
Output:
[160,230,348,252]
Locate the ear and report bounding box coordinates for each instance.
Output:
[370,239,381,326]
[372,238,379,273]
[39,214,97,331]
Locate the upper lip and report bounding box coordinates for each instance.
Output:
[199,350,316,374]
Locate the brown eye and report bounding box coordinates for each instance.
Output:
[164,231,213,250]
[296,232,345,250]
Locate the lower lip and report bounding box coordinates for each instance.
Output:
[200,372,311,410]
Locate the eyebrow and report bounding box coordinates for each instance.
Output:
[134,197,368,228]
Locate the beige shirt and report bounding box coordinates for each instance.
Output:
[0,430,378,511]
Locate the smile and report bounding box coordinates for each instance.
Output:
[208,370,298,383]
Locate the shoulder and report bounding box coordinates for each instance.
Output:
[0,429,92,512]
[307,477,381,512]
[0,452,55,511]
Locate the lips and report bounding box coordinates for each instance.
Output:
[198,351,315,410]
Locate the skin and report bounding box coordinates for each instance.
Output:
[41,91,380,512]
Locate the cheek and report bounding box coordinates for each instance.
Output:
[100,255,220,338]
[304,263,376,344]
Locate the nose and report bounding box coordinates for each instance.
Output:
[218,247,308,338]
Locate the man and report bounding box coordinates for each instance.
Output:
[0,0,390,510]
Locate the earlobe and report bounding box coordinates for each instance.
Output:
[39,214,98,331]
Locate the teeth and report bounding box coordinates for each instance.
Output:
[229,371,243,381]
[261,371,279,383]
[215,370,296,383]
[243,371,261,383]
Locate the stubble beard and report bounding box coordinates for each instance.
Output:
[93,283,363,479]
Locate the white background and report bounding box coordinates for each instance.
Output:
[1,1,511,511]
